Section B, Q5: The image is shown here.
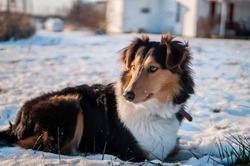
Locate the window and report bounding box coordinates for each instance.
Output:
[141,7,150,13]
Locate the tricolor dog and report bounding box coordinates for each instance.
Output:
[0,33,194,162]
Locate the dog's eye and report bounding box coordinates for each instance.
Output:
[148,66,158,73]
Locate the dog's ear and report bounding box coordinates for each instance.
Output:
[161,32,189,71]
[121,34,149,70]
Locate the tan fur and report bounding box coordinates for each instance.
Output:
[16,131,49,150]
[123,55,141,93]
[48,94,81,102]
[169,51,188,71]
[123,53,181,103]
[16,133,43,149]
[61,109,84,155]
[162,32,173,66]
[48,94,83,155]
[141,34,149,42]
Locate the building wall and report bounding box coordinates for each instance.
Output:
[123,0,163,33]
[106,0,124,33]
[123,0,182,34]
[197,0,210,18]
[158,0,183,35]
[106,0,213,37]
[177,0,199,37]
[106,0,183,34]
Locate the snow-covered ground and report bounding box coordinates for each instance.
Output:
[0,30,249,165]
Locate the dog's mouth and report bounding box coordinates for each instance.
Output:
[143,93,153,102]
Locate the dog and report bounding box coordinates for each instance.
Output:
[0,33,194,162]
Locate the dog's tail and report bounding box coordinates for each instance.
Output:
[0,124,16,147]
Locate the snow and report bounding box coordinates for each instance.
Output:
[0,30,249,165]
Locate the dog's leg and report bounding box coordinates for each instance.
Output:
[15,109,84,155]
[9,94,84,155]
[61,109,84,155]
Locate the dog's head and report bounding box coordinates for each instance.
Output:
[120,33,194,105]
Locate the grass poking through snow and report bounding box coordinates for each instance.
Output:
[209,134,250,165]
[0,86,3,94]
[57,127,61,162]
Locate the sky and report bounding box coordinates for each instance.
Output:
[31,0,74,15]
[0,0,101,16]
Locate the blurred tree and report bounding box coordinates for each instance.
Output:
[66,0,106,31]
[0,0,35,41]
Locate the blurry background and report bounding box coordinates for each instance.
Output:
[0,0,250,41]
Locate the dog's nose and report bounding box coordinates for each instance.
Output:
[123,91,135,101]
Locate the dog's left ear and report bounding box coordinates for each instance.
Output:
[121,34,149,70]
[161,32,189,71]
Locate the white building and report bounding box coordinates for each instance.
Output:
[106,0,250,37]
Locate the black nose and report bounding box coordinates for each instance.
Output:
[124,91,135,101]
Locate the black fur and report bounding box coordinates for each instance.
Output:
[0,33,194,162]
[0,84,145,161]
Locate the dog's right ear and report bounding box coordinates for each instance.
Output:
[121,34,149,70]
[161,32,189,71]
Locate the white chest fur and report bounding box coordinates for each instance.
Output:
[115,83,180,160]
